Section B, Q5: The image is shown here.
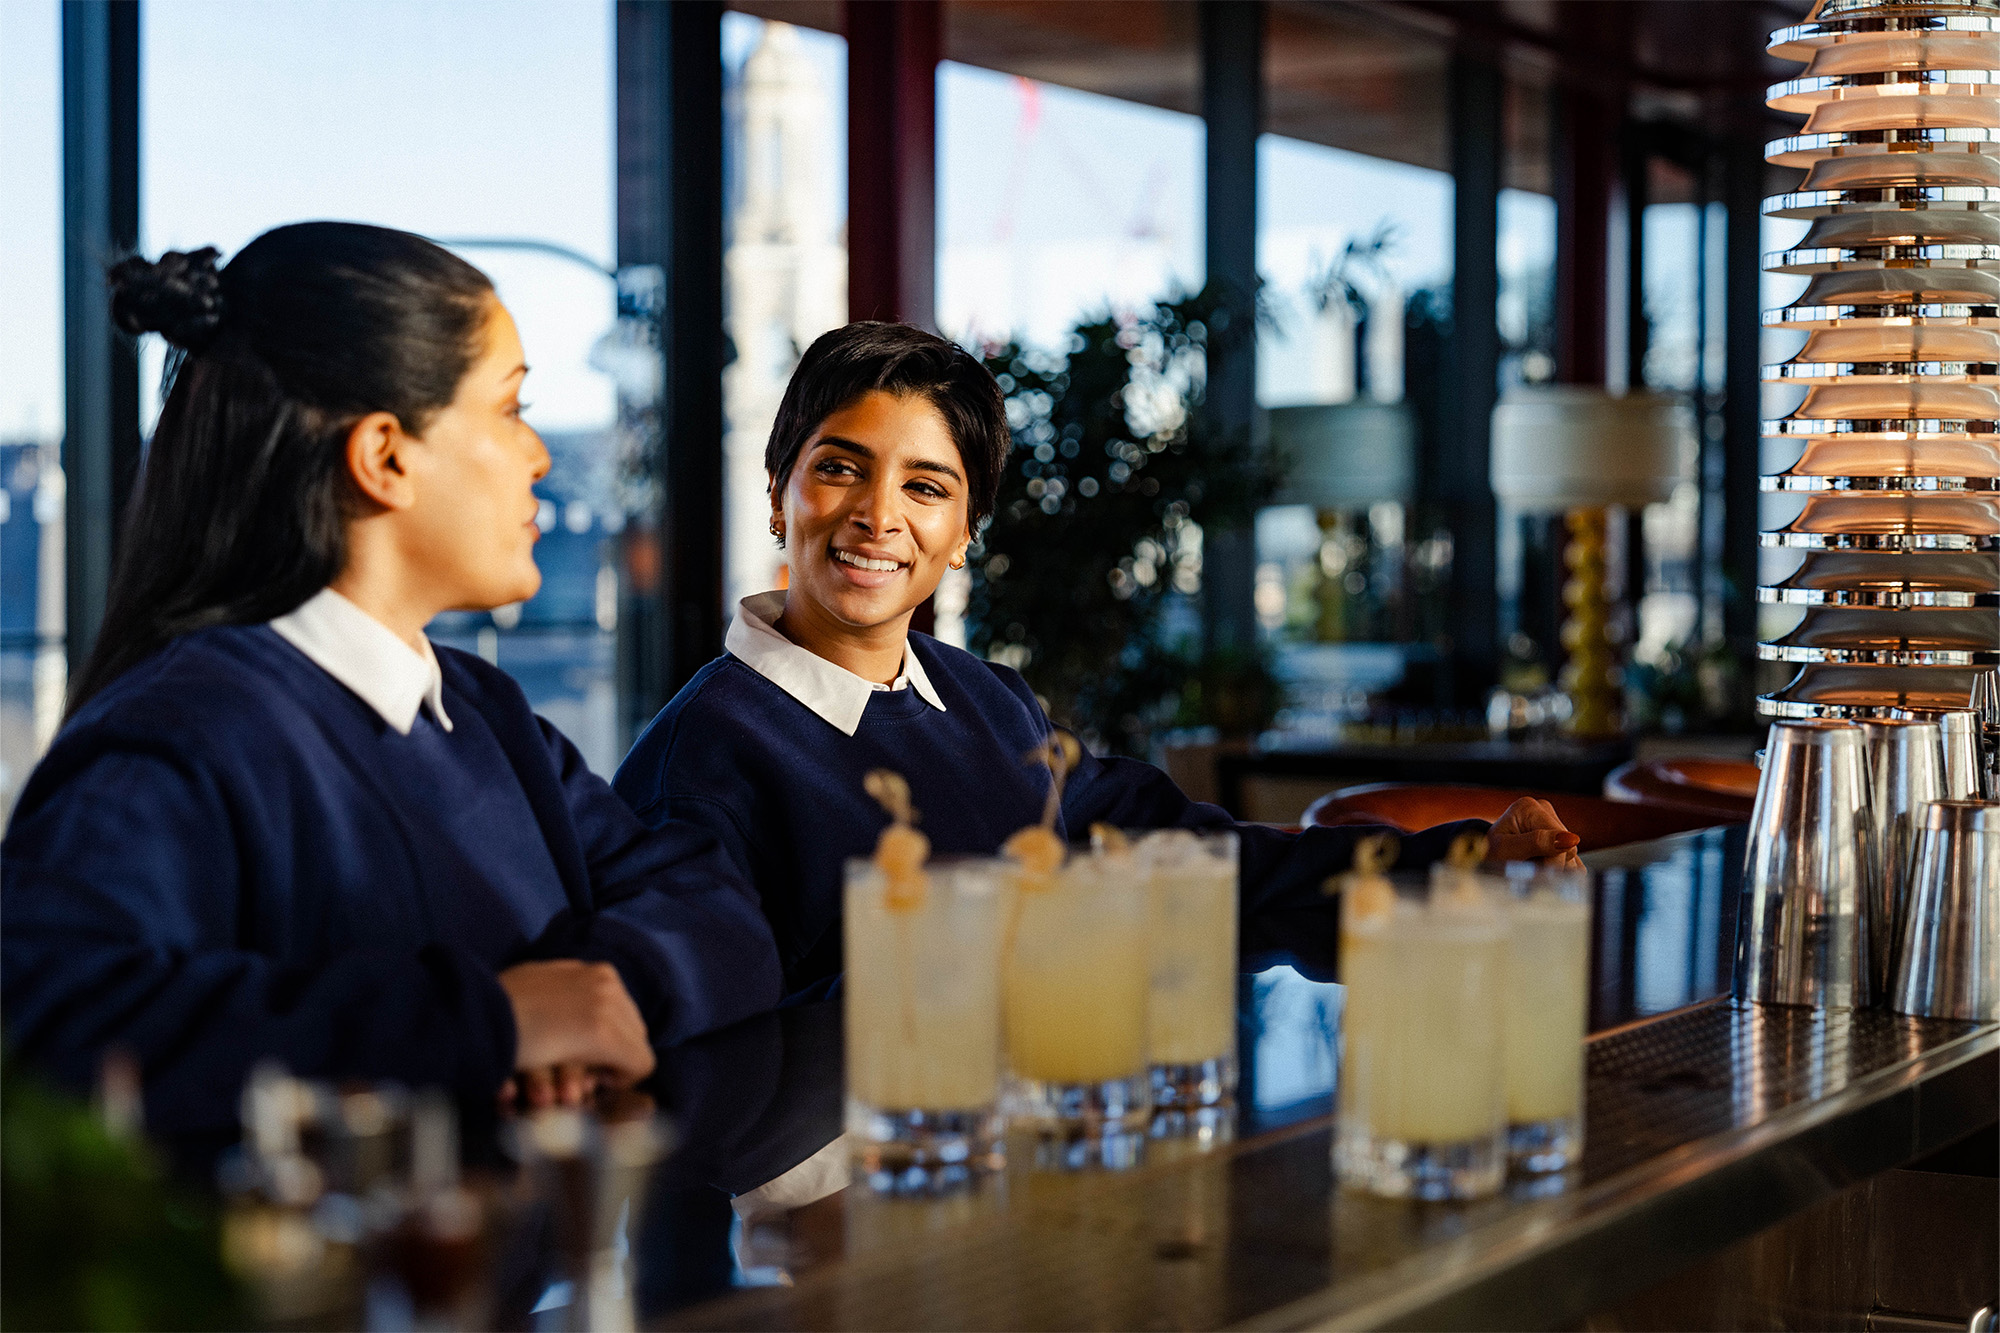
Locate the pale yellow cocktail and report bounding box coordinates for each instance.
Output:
[1502,870,1590,1173]
[1005,855,1150,1081]
[844,859,1007,1190]
[1135,830,1239,1113]
[1003,854,1152,1155]
[1335,874,1508,1200]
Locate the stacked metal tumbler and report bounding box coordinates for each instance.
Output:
[1740,718,1999,1017]
[1889,799,2000,1019]
[1758,0,2000,734]
[1739,720,1880,1010]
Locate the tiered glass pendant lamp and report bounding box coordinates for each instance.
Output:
[1761,0,2000,721]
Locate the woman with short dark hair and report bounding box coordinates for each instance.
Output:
[2,223,780,1141]
[613,321,1576,999]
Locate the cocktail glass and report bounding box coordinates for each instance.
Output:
[1003,853,1152,1168]
[844,858,1007,1193]
[1501,865,1590,1177]
[1334,871,1508,1200]
[1135,830,1239,1138]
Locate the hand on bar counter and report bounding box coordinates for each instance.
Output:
[1486,798,1584,870]
[497,960,656,1111]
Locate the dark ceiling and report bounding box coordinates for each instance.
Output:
[731,0,1819,191]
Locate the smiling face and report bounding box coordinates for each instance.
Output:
[397,301,551,611]
[774,389,973,637]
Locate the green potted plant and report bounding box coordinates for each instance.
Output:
[966,287,1280,755]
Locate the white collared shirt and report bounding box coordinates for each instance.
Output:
[725,591,946,737]
[269,587,453,735]
[729,1133,850,1228]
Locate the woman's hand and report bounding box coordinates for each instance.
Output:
[497,960,655,1109]
[1487,797,1582,869]
[501,1063,600,1111]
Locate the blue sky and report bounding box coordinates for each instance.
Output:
[3,0,618,438]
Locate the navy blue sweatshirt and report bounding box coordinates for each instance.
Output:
[1,625,782,1140]
[613,633,1485,997]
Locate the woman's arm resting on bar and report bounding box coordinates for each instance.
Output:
[512,713,783,1045]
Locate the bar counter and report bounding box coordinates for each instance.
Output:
[632,827,1998,1331]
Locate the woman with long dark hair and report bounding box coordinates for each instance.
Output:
[2,223,779,1139]
[613,321,1578,999]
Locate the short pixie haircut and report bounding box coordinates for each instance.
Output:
[765,322,1010,529]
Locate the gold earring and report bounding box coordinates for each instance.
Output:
[769,517,784,542]
[949,553,966,570]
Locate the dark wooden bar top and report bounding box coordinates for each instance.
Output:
[631,828,1998,1331]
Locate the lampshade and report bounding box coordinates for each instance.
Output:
[1267,402,1416,507]
[1489,386,1694,513]
[1760,0,2000,719]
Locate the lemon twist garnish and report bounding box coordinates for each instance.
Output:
[1435,832,1491,909]
[865,770,914,826]
[1003,734,1083,886]
[1446,832,1488,870]
[1030,733,1082,828]
[1331,832,1398,924]
[864,770,929,911]
[1003,825,1065,878]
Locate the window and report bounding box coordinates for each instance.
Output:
[1254,134,1454,696]
[938,0,1204,352]
[1251,7,1457,735]
[1497,189,1557,389]
[1632,161,1711,700]
[1256,138,1451,410]
[0,0,64,817]
[1498,68,1556,389]
[936,64,1202,348]
[721,11,847,616]
[935,18,1203,652]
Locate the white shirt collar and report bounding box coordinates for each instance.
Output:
[269,587,453,735]
[724,591,946,737]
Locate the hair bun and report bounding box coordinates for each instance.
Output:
[108,247,225,351]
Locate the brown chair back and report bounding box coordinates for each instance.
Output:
[1302,783,1731,854]
[1603,758,1758,821]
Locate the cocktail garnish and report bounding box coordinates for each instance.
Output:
[1090,823,1130,856]
[1355,832,1399,877]
[1004,733,1083,883]
[1446,833,1488,870]
[1030,733,1082,828]
[1334,832,1399,923]
[1435,832,1492,909]
[865,769,930,911]
[1002,826,1065,877]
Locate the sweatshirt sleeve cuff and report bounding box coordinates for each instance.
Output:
[420,942,519,1099]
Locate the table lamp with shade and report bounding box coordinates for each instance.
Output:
[1490,387,1696,738]
[1267,402,1418,646]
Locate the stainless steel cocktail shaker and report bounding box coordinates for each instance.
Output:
[1889,800,2000,1023]
[1860,719,1944,996]
[1736,720,1876,1011]
[1938,711,1986,801]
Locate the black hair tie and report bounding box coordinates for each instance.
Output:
[107,246,226,353]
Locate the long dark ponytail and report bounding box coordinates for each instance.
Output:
[70,221,494,715]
